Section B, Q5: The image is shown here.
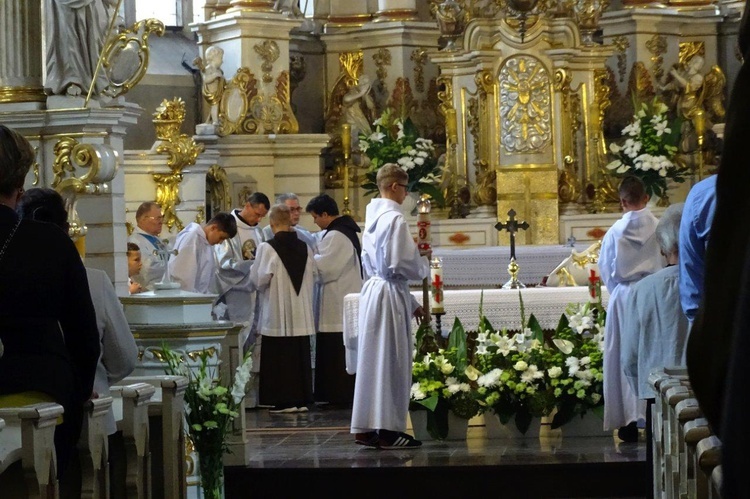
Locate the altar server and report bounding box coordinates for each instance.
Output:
[599,175,664,441]
[169,213,236,293]
[306,194,362,408]
[251,204,317,413]
[350,163,430,449]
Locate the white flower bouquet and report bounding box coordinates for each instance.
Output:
[606,97,687,199]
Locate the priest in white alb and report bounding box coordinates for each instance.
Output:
[598,176,664,441]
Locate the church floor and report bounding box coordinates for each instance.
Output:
[224,406,647,498]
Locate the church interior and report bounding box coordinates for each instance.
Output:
[0,0,740,497]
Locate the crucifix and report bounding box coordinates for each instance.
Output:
[152,245,181,290]
[494,208,530,289]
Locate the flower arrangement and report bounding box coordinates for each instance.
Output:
[605,97,687,200]
[359,108,445,205]
[410,288,607,437]
[162,345,253,499]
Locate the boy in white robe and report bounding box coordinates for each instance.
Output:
[350,163,430,449]
[250,204,317,413]
[169,213,237,294]
[599,176,664,441]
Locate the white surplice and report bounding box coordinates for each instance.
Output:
[127,228,167,289]
[599,207,664,430]
[169,223,217,294]
[213,210,266,348]
[350,198,429,434]
[315,229,363,332]
[263,224,319,252]
[621,265,689,399]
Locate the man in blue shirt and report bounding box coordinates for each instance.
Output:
[678,174,717,326]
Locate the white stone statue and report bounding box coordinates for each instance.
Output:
[194,46,226,126]
[273,0,303,17]
[341,75,377,144]
[45,0,118,97]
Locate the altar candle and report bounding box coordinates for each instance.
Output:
[445,108,457,141]
[341,123,351,158]
[430,257,444,313]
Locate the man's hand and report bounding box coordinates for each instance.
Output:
[414,306,430,325]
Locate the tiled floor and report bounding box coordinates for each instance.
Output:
[242,405,646,469]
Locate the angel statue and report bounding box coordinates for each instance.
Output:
[662,44,726,173]
[340,75,377,150]
[194,46,226,127]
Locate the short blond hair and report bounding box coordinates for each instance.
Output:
[269,203,292,227]
[376,163,408,192]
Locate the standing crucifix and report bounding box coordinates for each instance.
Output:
[494,208,530,289]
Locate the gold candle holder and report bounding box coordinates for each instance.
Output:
[341,124,352,216]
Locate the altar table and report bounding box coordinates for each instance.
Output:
[343,287,610,339]
[429,244,593,288]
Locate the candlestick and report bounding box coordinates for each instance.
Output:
[430,257,444,314]
[341,123,351,216]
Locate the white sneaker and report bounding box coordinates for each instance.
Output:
[269,406,297,414]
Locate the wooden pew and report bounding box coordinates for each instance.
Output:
[80,397,114,499]
[683,417,713,499]
[0,402,65,498]
[696,436,722,499]
[665,384,692,499]
[111,382,155,499]
[674,398,702,499]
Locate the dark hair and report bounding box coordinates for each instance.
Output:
[17,187,69,231]
[305,194,339,216]
[207,212,237,238]
[618,175,647,205]
[244,191,270,210]
[135,201,161,221]
[0,125,35,197]
[127,242,140,253]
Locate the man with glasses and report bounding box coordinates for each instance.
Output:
[128,201,168,289]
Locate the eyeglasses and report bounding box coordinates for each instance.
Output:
[397,183,409,189]
[289,207,302,213]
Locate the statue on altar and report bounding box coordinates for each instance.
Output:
[544,241,602,287]
[194,46,226,127]
[662,43,726,173]
[45,0,119,96]
[341,75,377,150]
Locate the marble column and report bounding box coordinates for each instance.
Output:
[227,0,275,12]
[376,0,418,22]
[326,0,371,27]
[0,0,45,110]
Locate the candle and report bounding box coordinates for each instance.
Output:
[341,123,351,159]
[445,108,457,141]
[430,257,444,313]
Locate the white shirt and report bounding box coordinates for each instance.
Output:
[128,228,167,289]
[315,229,363,332]
[169,223,217,294]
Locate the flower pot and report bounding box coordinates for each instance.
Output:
[409,409,469,441]
[560,412,610,438]
[483,412,541,439]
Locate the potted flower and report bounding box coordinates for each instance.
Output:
[410,320,480,440]
[605,97,687,202]
[162,345,253,499]
[359,108,445,209]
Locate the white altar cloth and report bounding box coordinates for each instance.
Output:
[343,286,610,342]
[430,244,592,288]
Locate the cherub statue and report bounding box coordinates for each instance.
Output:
[194,46,225,126]
[273,0,303,17]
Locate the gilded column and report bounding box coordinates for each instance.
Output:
[0,0,45,109]
[376,0,418,22]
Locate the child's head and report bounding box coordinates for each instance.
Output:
[204,212,237,245]
[205,46,223,67]
[127,242,142,277]
[269,203,292,234]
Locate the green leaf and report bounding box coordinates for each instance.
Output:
[426,399,450,440]
[415,394,439,412]
[515,408,533,434]
[527,314,544,343]
[448,317,468,375]
[555,313,570,336]
[551,401,577,429]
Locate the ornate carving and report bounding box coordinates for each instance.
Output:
[254,40,280,83]
[289,55,306,101]
[627,61,655,104]
[574,0,610,45]
[411,49,428,93]
[52,137,118,243]
[554,68,580,205]
[612,36,630,83]
[593,68,619,209]
[97,18,165,100]
[240,71,298,134]
[195,206,206,224]
[373,48,391,85]
[499,56,552,153]
[218,68,257,137]
[472,69,497,207]
[206,164,232,214]
[152,98,205,231]
[387,78,417,120]
[646,34,667,83]
[435,0,468,50]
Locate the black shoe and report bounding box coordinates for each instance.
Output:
[377,430,422,449]
[617,421,639,442]
[354,431,380,448]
